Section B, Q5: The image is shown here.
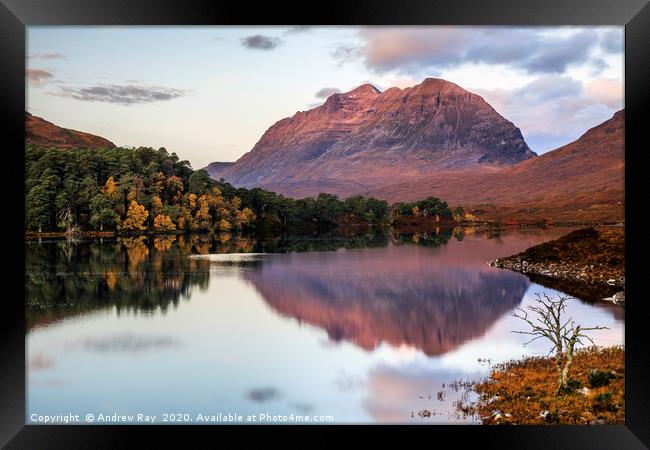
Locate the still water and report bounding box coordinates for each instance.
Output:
[26,229,624,424]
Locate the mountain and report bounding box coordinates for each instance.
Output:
[208,78,536,196]
[204,161,234,179]
[26,112,115,149]
[370,109,625,222]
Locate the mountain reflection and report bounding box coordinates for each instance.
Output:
[242,243,529,356]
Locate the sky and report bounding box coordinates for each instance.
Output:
[26,26,624,169]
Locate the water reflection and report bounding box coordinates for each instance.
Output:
[240,245,529,356]
[26,227,624,424]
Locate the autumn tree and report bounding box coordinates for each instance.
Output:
[102,176,120,201]
[153,214,176,231]
[119,200,149,231]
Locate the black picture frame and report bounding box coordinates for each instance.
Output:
[2,0,649,448]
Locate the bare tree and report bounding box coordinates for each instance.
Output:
[512,293,608,394]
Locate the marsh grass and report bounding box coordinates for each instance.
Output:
[459,346,624,425]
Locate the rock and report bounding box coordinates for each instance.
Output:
[606,279,616,285]
[539,410,549,419]
[603,291,625,304]
[577,387,591,396]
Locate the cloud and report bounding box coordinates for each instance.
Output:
[330,44,360,66]
[474,75,623,152]
[26,68,54,87]
[600,29,623,53]
[315,87,341,98]
[336,27,622,76]
[584,78,624,109]
[50,83,187,105]
[246,387,282,402]
[28,52,65,60]
[285,26,312,34]
[241,35,282,50]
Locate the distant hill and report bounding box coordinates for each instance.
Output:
[370,109,625,223]
[26,112,115,149]
[204,161,235,179]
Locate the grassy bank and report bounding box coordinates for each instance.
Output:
[489,227,624,301]
[460,346,624,425]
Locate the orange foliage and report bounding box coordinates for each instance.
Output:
[119,200,149,231]
[461,346,624,425]
[153,214,176,231]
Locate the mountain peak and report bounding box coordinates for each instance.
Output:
[345,83,381,97]
[414,77,466,94]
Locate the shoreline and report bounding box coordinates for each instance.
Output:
[488,227,624,304]
[24,221,625,240]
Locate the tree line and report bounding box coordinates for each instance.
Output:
[25,146,395,234]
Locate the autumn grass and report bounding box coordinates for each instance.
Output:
[463,346,624,425]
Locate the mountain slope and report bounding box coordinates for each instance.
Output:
[371,109,625,222]
[210,78,535,195]
[26,112,115,149]
[204,161,234,179]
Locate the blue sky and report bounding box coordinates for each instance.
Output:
[27,26,623,169]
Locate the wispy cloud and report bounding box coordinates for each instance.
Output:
[315,87,341,98]
[284,26,312,34]
[241,35,282,50]
[26,68,54,87]
[330,44,360,66]
[49,83,187,106]
[28,52,65,60]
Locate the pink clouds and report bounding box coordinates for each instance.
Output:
[584,79,624,109]
[26,68,54,87]
[339,27,621,76]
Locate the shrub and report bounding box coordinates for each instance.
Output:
[589,370,614,388]
[567,379,582,390]
[593,391,615,412]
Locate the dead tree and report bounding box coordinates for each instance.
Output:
[511,293,608,394]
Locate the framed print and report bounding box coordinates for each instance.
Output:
[1,0,649,448]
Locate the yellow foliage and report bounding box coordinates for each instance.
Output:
[411,206,421,217]
[119,200,149,231]
[155,171,166,194]
[102,176,119,201]
[233,207,256,229]
[188,193,197,210]
[218,218,232,232]
[153,214,176,231]
[152,195,163,214]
